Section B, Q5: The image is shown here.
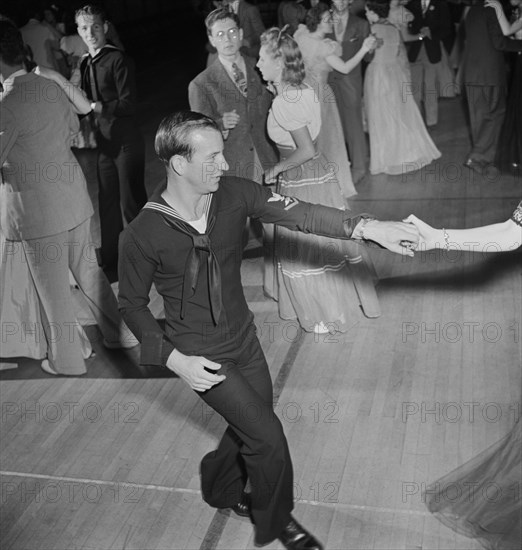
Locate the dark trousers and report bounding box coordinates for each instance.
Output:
[465,84,507,164]
[97,132,147,268]
[329,77,367,178]
[199,326,294,545]
[73,148,101,247]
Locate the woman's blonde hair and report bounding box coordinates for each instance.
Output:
[260,26,306,86]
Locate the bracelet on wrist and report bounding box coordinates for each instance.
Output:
[442,228,450,249]
[355,217,375,240]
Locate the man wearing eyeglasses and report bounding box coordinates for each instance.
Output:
[189,8,276,185]
[189,8,278,297]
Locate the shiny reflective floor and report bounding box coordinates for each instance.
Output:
[0,10,520,548]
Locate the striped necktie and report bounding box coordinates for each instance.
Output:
[232,62,247,97]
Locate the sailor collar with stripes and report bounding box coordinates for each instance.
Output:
[143,193,222,324]
[143,193,213,234]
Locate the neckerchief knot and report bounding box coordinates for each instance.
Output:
[143,199,222,325]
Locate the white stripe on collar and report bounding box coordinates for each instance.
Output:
[143,194,212,224]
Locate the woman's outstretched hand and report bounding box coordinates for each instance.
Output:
[359,219,420,256]
[403,214,439,250]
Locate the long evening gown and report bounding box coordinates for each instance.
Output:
[0,231,93,369]
[0,230,47,364]
[425,201,522,550]
[364,21,441,175]
[293,24,357,199]
[425,420,521,550]
[267,87,380,332]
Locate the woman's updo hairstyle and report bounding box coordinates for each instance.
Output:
[305,3,330,33]
[260,26,306,86]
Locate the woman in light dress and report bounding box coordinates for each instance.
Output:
[256,27,381,335]
[408,201,522,550]
[293,4,375,199]
[0,37,135,376]
[363,0,441,175]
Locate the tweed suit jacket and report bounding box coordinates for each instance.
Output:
[188,55,277,180]
[326,14,370,94]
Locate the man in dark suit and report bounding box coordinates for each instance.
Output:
[278,0,306,35]
[327,0,371,185]
[406,0,452,127]
[223,0,265,58]
[460,0,522,174]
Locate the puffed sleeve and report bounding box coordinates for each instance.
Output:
[324,38,341,57]
[293,24,307,41]
[270,95,312,132]
[401,6,414,24]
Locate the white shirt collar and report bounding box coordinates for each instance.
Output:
[219,54,245,74]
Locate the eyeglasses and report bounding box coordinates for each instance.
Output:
[213,28,239,41]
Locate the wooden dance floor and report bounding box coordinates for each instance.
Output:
[1,95,520,548]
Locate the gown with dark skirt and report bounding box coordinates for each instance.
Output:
[424,201,522,550]
[267,86,381,332]
[293,24,357,199]
[364,21,441,175]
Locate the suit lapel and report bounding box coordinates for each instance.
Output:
[213,59,235,90]
[343,16,359,44]
[244,57,258,103]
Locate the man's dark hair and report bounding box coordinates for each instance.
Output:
[155,111,220,165]
[305,3,330,32]
[75,4,107,23]
[0,20,25,66]
[205,7,240,36]
[366,0,390,19]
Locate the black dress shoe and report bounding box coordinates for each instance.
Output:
[231,491,251,518]
[278,517,324,550]
[463,158,485,175]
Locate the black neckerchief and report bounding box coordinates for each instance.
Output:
[143,193,222,325]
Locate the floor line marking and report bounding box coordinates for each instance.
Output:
[0,469,429,516]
